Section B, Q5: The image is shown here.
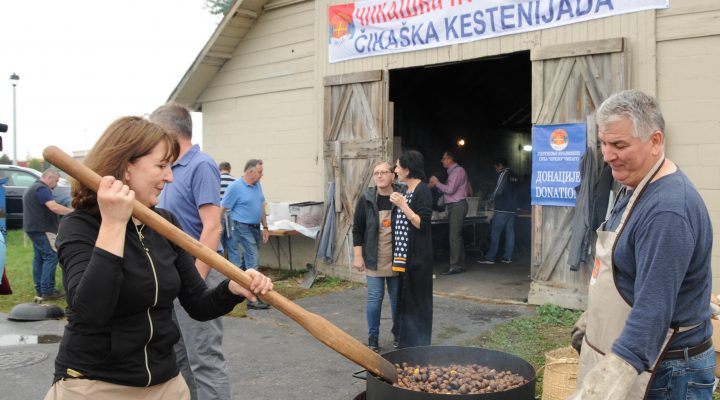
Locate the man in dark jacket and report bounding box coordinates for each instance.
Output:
[478,158,517,264]
[22,168,72,301]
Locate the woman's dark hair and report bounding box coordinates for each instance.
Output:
[398,150,426,181]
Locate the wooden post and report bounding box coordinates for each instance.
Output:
[333,140,342,213]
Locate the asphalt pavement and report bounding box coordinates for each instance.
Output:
[0,287,534,400]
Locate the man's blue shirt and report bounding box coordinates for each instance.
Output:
[35,185,54,205]
[605,170,712,372]
[221,178,265,224]
[158,144,221,242]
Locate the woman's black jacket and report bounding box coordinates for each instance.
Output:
[53,208,244,387]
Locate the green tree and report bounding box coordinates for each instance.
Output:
[0,154,11,165]
[204,0,233,15]
[27,158,43,172]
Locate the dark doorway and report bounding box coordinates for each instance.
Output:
[390,51,532,194]
[389,52,532,301]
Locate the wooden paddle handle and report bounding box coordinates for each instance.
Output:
[43,145,397,383]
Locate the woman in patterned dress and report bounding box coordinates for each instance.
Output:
[389,150,434,348]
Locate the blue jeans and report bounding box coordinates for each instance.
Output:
[220,212,239,263]
[27,231,58,295]
[366,275,399,338]
[485,212,516,261]
[229,223,260,270]
[0,233,6,282]
[647,345,716,400]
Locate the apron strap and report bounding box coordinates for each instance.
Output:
[614,156,665,234]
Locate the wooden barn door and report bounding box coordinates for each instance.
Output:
[527,38,627,309]
[321,70,392,270]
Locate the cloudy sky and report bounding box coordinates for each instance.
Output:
[0,0,220,161]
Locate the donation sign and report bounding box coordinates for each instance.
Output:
[531,123,586,207]
[328,0,668,63]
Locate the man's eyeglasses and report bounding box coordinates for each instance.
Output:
[373,171,393,176]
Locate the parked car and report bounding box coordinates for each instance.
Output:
[0,165,71,229]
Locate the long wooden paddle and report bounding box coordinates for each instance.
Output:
[43,145,398,383]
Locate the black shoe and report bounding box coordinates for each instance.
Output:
[501,258,512,264]
[247,300,270,310]
[40,290,65,300]
[368,336,380,353]
[440,267,462,275]
[393,335,399,349]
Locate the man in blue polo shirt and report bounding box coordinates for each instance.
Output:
[221,159,270,310]
[151,103,228,400]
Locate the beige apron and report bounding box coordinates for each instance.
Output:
[366,209,396,278]
[44,373,190,400]
[578,156,698,399]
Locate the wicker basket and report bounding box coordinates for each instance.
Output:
[542,347,579,400]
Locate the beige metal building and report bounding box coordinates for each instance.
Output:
[170,0,720,309]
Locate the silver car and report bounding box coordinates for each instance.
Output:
[0,165,71,228]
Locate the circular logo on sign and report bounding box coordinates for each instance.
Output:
[550,129,569,151]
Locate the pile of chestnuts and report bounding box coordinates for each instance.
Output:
[393,362,528,395]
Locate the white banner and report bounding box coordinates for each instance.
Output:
[328,0,668,63]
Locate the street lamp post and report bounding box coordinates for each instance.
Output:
[9,73,19,166]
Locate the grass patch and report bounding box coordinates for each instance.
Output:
[0,230,359,318]
[227,273,359,318]
[267,268,360,300]
[460,304,583,398]
[0,229,66,312]
[461,304,582,367]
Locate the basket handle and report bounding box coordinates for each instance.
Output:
[537,357,580,374]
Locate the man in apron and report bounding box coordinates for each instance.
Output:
[570,90,715,399]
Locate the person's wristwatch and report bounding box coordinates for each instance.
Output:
[262,225,269,230]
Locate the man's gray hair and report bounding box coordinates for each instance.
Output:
[41,168,60,178]
[149,103,193,139]
[596,89,665,141]
[244,159,263,172]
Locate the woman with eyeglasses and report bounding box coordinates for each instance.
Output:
[389,150,434,348]
[352,161,401,352]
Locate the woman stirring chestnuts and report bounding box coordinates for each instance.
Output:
[43,117,273,400]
